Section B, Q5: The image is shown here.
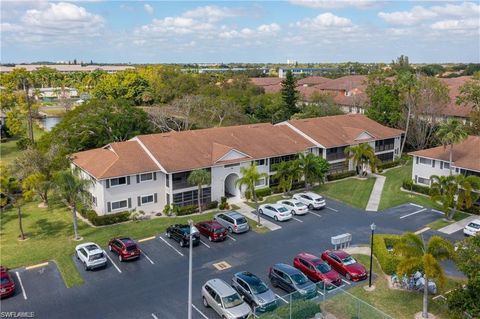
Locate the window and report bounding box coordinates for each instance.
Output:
[224,163,240,168]
[141,195,154,205]
[328,161,348,174]
[419,157,432,165]
[255,177,266,187]
[255,159,265,166]
[166,193,170,206]
[166,174,170,187]
[417,177,430,185]
[110,177,126,187]
[111,200,128,211]
[375,138,395,152]
[443,162,450,169]
[377,152,394,162]
[172,187,211,207]
[140,173,153,182]
[326,146,347,161]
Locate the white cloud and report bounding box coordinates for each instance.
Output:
[183,5,241,22]
[143,4,154,15]
[257,23,281,33]
[219,23,281,39]
[378,6,437,26]
[295,12,353,29]
[431,19,479,31]
[430,2,480,18]
[289,0,376,9]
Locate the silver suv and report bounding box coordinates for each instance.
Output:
[75,242,107,270]
[214,211,250,234]
[202,278,251,319]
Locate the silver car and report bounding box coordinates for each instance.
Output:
[75,242,107,270]
[202,278,251,319]
[214,211,250,234]
[231,271,278,314]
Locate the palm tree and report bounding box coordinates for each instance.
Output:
[436,119,468,175]
[235,163,268,226]
[187,169,211,213]
[298,153,330,189]
[274,160,302,196]
[429,175,456,219]
[0,175,25,240]
[344,143,379,177]
[54,169,92,240]
[396,71,419,155]
[395,233,454,318]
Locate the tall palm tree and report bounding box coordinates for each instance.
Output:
[344,143,379,177]
[187,169,211,213]
[429,175,456,219]
[395,233,454,318]
[436,119,468,175]
[396,71,419,155]
[235,163,268,226]
[54,169,92,240]
[298,153,330,189]
[274,160,302,196]
[0,175,25,240]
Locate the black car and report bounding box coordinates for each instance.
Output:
[268,263,317,300]
[166,224,200,247]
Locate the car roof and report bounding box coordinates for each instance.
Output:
[206,278,237,297]
[76,242,101,251]
[304,192,321,197]
[119,237,136,246]
[331,250,350,258]
[273,263,301,275]
[224,211,244,218]
[468,219,480,224]
[198,220,223,228]
[296,252,322,264]
[267,203,285,209]
[235,271,262,285]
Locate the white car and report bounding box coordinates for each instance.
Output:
[276,199,309,215]
[258,203,293,221]
[293,192,326,210]
[463,219,480,236]
[75,242,107,270]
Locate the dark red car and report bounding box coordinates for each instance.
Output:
[195,221,227,242]
[0,267,15,299]
[108,237,141,262]
[293,253,342,287]
[321,250,367,281]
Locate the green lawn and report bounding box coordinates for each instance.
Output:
[246,194,285,208]
[0,126,46,166]
[0,199,225,288]
[324,254,461,319]
[315,177,376,210]
[379,163,441,211]
[427,211,471,230]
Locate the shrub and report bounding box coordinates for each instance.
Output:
[86,210,131,226]
[255,187,272,197]
[464,205,480,215]
[259,300,320,319]
[402,178,430,195]
[207,201,218,210]
[219,202,230,210]
[175,205,198,216]
[163,204,172,215]
[378,160,401,170]
[373,234,401,275]
[326,170,356,181]
[16,137,32,150]
[244,190,252,200]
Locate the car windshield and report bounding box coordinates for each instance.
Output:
[235,217,247,224]
[467,222,480,229]
[0,277,10,285]
[89,253,105,261]
[250,280,269,294]
[222,293,243,309]
[342,256,357,265]
[291,273,308,285]
[126,245,137,252]
[295,203,306,207]
[314,197,323,202]
[214,228,225,234]
[277,207,288,213]
[315,262,331,274]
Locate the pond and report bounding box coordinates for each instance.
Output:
[41,116,62,131]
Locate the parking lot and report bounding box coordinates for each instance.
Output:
[1,198,464,319]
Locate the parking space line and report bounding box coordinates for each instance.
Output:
[341,279,351,285]
[103,250,122,273]
[227,235,237,241]
[414,227,430,235]
[200,240,211,248]
[138,236,156,243]
[317,290,324,296]
[409,203,423,208]
[275,294,289,304]
[25,262,49,270]
[192,305,209,319]
[309,211,322,218]
[400,208,427,219]
[292,217,303,223]
[151,313,159,319]
[158,236,185,257]
[15,272,27,300]
[431,209,444,215]
[326,207,338,212]
[139,249,155,265]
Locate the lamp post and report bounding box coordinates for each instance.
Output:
[188,219,193,319]
[369,223,376,288]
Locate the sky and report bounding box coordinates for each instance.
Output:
[1,0,479,64]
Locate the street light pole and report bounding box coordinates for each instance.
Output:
[188,219,193,319]
[369,223,376,288]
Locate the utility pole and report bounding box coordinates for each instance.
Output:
[188,219,193,319]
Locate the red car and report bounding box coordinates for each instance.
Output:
[321,250,367,281]
[293,253,342,287]
[0,267,15,299]
[195,221,227,242]
[108,237,141,261]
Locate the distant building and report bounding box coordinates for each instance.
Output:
[30,87,79,101]
[0,64,134,74]
[278,67,338,78]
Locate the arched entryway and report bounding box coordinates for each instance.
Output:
[224,173,240,199]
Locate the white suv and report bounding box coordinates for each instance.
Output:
[75,242,107,270]
[463,219,480,236]
[202,278,251,319]
[293,192,326,210]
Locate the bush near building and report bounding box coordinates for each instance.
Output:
[373,234,401,275]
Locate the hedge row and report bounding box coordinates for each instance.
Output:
[82,210,131,226]
[259,300,320,319]
[326,170,356,181]
[402,178,430,195]
[373,234,401,275]
[378,159,401,170]
[245,187,273,200]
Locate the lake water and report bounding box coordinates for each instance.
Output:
[41,117,62,131]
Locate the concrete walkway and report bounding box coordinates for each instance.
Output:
[234,201,282,231]
[365,174,386,212]
[438,214,477,234]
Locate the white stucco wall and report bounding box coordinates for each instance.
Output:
[411,156,452,186]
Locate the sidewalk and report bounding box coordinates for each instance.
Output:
[438,214,477,234]
[234,201,282,231]
[365,174,386,212]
